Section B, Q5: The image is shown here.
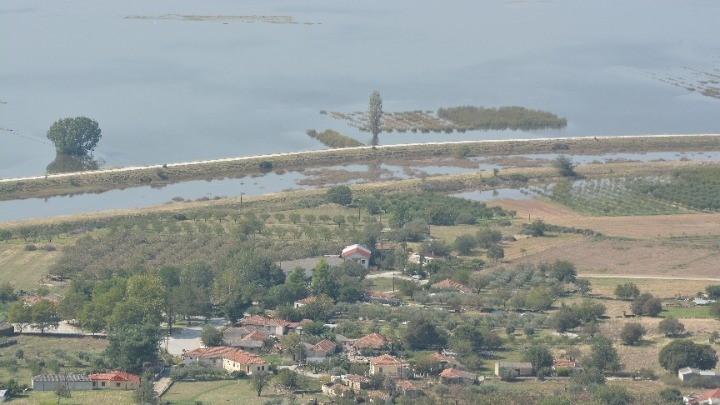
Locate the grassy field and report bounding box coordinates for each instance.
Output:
[660,305,712,319]
[10,390,134,405]
[161,380,324,405]
[0,335,107,382]
[0,243,63,291]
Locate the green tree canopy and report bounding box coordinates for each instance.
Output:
[105,324,161,374]
[368,91,383,146]
[658,339,718,372]
[583,336,622,374]
[523,345,553,375]
[326,185,353,206]
[46,116,102,156]
[620,322,646,346]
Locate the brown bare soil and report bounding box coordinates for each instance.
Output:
[490,198,720,239]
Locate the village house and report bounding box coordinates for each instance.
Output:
[222,350,269,375]
[367,390,392,404]
[678,367,720,384]
[395,380,423,397]
[552,358,583,373]
[685,388,720,405]
[182,346,268,375]
[347,333,392,356]
[440,368,476,385]
[89,371,140,390]
[182,346,237,369]
[305,339,337,363]
[238,315,292,336]
[364,291,401,306]
[409,253,444,266]
[338,374,369,391]
[321,382,352,398]
[431,279,472,294]
[430,351,462,368]
[223,327,269,351]
[294,296,316,309]
[31,374,93,391]
[369,354,405,377]
[495,362,534,377]
[341,244,372,269]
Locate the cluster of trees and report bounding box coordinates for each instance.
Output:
[437,105,567,131]
[453,228,504,257]
[552,299,606,332]
[632,167,720,210]
[7,299,59,333]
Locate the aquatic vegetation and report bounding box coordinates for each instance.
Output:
[123,15,317,25]
[649,66,720,100]
[306,129,363,148]
[324,105,567,133]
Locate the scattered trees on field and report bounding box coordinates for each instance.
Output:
[583,336,622,374]
[658,339,718,372]
[620,322,646,346]
[553,155,576,178]
[614,283,640,301]
[658,317,685,338]
[631,293,662,316]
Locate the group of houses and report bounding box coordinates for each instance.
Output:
[182,346,269,375]
[31,371,140,391]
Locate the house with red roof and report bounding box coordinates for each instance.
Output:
[294,296,316,309]
[369,354,405,377]
[347,333,393,356]
[305,339,338,363]
[341,244,372,269]
[222,350,269,375]
[182,346,238,369]
[439,368,476,385]
[239,315,292,335]
[395,380,423,397]
[431,279,472,294]
[89,371,140,390]
[685,388,720,405]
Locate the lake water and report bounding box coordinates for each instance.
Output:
[1,150,717,223]
[2,0,720,180]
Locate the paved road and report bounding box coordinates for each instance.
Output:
[160,318,228,356]
[580,274,720,282]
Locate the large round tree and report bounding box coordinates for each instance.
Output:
[46,116,102,156]
[659,339,718,372]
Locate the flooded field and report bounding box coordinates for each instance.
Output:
[2,0,720,180]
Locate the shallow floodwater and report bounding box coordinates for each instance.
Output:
[2,0,720,180]
[1,150,717,223]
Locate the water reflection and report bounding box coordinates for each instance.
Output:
[46,154,101,174]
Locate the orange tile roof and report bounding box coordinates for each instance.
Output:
[697,388,720,403]
[341,244,372,259]
[343,374,369,383]
[295,296,316,304]
[370,354,403,366]
[89,371,140,384]
[440,368,475,380]
[240,315,291,327]
[311,339,337,353]
[395,380,420,390]
[182,346,237,359]
[242,331,269,342]
[552,358,578,368]
[353,333,392,349]
[430,352,461,366]
[366,390,391,400]
[223,349,268,365]
[431,279,472,293]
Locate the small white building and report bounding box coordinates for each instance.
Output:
[341,244,371,269]
[0,389,7,403]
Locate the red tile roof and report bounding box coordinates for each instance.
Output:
[440,368,475,380]
[395,380,420,391]
[341,244,372,259]
[223,350,268,365]
[343,374,369,383]
[311,339,337,353]
[431,279,472,293]
[367,390,391,400]
[89,371,140,384]
[370,354,403,366]
[182,346,237,359]
[353,333,392,349]
[240,315,291,328]
[552,358,579,368]
[242,331,269,342]
[696,388,720,403]
[430,352,461,366]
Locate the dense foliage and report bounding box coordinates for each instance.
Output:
[306,129,363,148]
[46,116,102,156]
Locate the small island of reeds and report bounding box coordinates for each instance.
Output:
[324,105,567,133]
[306,129,364,148]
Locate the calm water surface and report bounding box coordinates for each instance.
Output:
[2,0,720,180]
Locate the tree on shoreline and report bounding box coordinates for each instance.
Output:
[46,116,102,156]
[368,91,383,146]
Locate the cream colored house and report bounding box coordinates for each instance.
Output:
[89,371,140,390]
[369,354,404,377]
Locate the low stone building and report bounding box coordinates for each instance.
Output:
[305,339,337,363]
[32,374,93,391]
[678,367,720,384]
[347,333,393,356]
[495,362,533,377]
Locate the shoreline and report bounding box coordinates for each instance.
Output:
[1,134,719,202]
